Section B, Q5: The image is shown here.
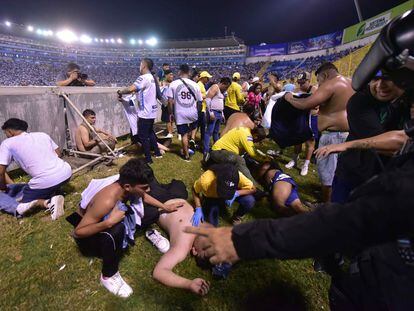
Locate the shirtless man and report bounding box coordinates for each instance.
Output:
[285,72,319,176]
[285,63,354,202]
[69,159,181,297]
[152,200,210,296]
[221,112,256,136]
[75,109,117,153]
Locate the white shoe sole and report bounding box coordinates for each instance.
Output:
[50,195,65,220]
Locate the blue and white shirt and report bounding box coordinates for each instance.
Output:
[133,73,158,119]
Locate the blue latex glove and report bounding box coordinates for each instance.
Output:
[225,191,240,208]
[191,207,204,227]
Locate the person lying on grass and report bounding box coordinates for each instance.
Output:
[67,158,182,298]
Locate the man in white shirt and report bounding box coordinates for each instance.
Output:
[166,64,203,162]
[117,58,162,164]
[0,118,71,220]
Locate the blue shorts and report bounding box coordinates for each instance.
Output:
[177,121,198,135]
[310,115,319,140]
[270,171,299,206]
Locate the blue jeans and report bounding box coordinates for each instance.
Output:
[202,195,255,227]
[138,118,161,163]
[0,179,69,216]
[198,111,206,150]
[204,110,222,154]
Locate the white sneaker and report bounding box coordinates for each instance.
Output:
[145,229,170,253]
[285,160,296,169]
[100,272,133,298]
[300,165,309,176]
[16,200,38,216]
[178,134,182,141]
[46,195,65,220]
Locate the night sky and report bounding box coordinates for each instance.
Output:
[1,0,408,44]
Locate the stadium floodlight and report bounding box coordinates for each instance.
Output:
[5,21,11,27]
[27,25,34,32]
[45,30,53,36]
[80,34,92,44]
[129,39,136,45]
[110,38,115,43]
[105,39,109,43]
[138,39,143,45]
[100,38,104,42]
[117,38,123,44]
[94,38,98,42]
[146,37,158,46]
[56,29,78,43]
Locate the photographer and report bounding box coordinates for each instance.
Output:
[185,11,414,310]
[56,62,95,87]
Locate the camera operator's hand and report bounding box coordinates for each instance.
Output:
[69,71,79,82]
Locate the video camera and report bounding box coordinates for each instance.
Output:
[353,10,414,141]
[78,72,88,80]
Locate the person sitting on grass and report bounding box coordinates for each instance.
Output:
[0,118,71,219]
[256,162,309,215]
[67,159,182,298]
[75,109,117,154]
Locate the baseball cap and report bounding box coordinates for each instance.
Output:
[252,77,260,83]
[232,72,241,79]
[297,72,311,81]
[210,164,239,200]
[199,71,212,79]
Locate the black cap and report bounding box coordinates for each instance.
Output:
[210,164,239,199]
[179,64,190,74]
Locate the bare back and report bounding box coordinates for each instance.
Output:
[318,75,354,132]
[222,112,255,136]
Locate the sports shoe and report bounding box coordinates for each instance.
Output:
[46,195,65,220]
[16,200,39,216]
[181,155,191,163]
[145,229,170,253]
[300,164,309,176]
[285,160,296,169]
[188,148,195,156]
[189,139,198,151]
[100,271,133,298]
[154,155,163,159]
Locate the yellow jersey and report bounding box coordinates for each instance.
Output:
[193,170,253,198]
[197,81,207,112]
[225,81,245,111]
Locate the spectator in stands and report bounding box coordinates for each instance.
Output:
[224,72,245,120]
[157,63,170,82]
[283,77,296,92]
[75,109,117,154]
[166,64,203,162]
[285,63,354,202]
[285,72,319,176]
[192,163,256,226]
[160,70,174,139]
[203,77,231,155]
[197,71,213,152]
[117,58,162,164]
[0,118,71,220]
[56,62,95,87]
[68,159,182,298]
[246,82,263,120]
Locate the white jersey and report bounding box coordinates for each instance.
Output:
[166,78,202,125]
[0,132,72,189]
[209,86,225,111]
[133,73,158,119]
[121,94,139,135]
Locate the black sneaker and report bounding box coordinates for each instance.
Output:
[189,139,197,151]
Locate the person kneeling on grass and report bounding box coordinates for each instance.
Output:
[0,118,71,219]
[67,159,182,298]
[256,162,309,215]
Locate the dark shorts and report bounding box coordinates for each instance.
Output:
[270,171,299,206]
[177,121,198,135]
[20,178,70,203]
[310,115,319,140]
[161,105,170,123]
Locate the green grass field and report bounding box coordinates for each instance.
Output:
[0,138,330,310]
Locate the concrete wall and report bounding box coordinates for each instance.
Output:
[0,86,152,149]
